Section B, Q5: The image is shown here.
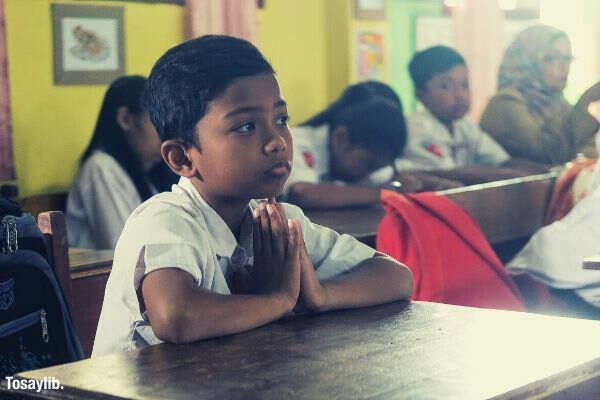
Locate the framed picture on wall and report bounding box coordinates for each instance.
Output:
[354,0,386,20]
[356,31,385,80]
[51,4,125,85]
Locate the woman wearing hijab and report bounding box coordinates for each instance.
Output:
[480,24,600,165]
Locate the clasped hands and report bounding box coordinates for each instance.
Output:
[232,198,328,313]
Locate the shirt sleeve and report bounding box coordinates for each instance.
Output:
[470,124,510,166]
[480,89,599,164]
[125,205,216,292]
[507,187,600,289]
[283,132,321,196]
[78,155,142,249]
[400,113,452,170]
[282,203,376,280]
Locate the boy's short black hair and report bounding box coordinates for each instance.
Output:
[331,98,407,160]
[408,45,466,91]
[144,35,274,145]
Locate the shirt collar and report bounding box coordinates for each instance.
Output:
[420,108,466,144]
[176,177,256,259]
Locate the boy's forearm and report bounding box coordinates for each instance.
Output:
[157,291,294,344]
[143,269,295,344]
[316,255,413,312]
[173,291,294,343]
[287,182,381,209]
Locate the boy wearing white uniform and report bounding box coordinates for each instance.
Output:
[92,35,413,356]
[399,46,547,184]
[284,98,409,209]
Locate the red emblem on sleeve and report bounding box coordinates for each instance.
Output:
[426,144,443,158]
[302,151,314,168]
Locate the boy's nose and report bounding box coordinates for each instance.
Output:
[264,133,287,154]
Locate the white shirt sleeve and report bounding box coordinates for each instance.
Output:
[471,124,510,166]
[507,187,600,289]
[400,112,455,170]
[283,126,325,195]
[125,206,218,292]
[282,203,376,280]
[67,152,141,249]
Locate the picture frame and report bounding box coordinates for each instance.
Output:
[355,30,385,81]
[51,4,125,85]
[354,0,386,20]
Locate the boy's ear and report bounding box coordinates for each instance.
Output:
[330,125,352,151]
[116,106,134,132]
[161,140,199,179]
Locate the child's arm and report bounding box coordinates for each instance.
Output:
[298,247,413,312]
[269,201,412,311]
[286,175,427,209]
[140,215,302,344]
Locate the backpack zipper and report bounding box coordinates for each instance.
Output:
[1,216,18,254]
[40,308,49,343]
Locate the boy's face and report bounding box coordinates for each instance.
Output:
[418,64,470,123]
[330,131,392,182]
[189,73,292,203]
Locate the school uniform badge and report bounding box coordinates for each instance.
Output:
[302,151,314,168]
[424,143,443,158]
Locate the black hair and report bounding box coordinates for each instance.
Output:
[143,35,275,145]
[329,98,407,160]
[408,45,466,91]
[301,80,402,126]
[81,75,157,201]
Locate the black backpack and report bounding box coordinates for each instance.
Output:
[0,197,83,375]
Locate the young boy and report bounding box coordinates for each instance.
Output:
[92,35,413,356]
[285,97,421,209]
[399,45,547,185]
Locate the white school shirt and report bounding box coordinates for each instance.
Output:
[284,124,393,195]
[66,151,155,250]
[92,177,375,356]
[507,134,600,308]
[395,109,509,171]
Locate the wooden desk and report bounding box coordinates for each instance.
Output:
[3,301,600,399]
[307,172,557,248]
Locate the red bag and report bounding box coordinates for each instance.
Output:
[376,190,524,311]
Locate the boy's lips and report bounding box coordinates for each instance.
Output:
[265,160,291,176]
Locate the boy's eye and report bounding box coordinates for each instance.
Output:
[276,115,290,126]
[234,122,255,133]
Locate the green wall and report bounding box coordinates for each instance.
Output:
[388,0,442,113]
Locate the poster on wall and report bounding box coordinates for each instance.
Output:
[51,4,125,85]
[356,31,384,81]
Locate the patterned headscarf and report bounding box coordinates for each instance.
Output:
[498,24,569,119]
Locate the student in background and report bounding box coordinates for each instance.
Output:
[399,45,547,185]
[67,75,173,250]
[92,35,413,356]
[480,25,600,165]
[284,96,409,209]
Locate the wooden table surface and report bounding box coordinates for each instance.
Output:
[307,173,557,247]
[68,247,114,278]
[4,301,600,400]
